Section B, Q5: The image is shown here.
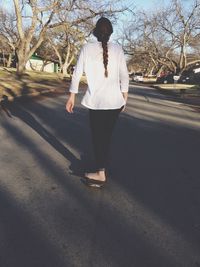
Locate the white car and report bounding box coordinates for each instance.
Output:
[132,72,144,82]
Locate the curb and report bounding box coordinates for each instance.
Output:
[151,85,183,95]
[151,84,200,95]
[151,85,200,106]
[130,83,200,106]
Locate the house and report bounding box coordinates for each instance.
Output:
[0,52,59,73]
[26,54,59,73]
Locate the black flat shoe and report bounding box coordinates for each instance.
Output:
[82,177,106,188]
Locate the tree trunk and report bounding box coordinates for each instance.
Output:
[62,53,75,78]
[6,53,12,68]
[17,62,26,73]
[157,65,164,76]
[148,65,155,75]
[41,61,46,72]
[62,67,68,77]
[62,63,69,77]
[2,51,6,67]
[16,52,27,74]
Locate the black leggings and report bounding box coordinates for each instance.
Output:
[88,105,124,171]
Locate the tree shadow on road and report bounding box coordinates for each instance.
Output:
[1,108,176,267]
[0,188,67,267]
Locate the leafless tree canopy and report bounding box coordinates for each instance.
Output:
[122,0,200,75]
[0,0,130,74]
[4,0,199,77]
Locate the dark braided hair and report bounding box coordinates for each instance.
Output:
[93,17,113,78]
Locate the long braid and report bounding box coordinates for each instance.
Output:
[102,40,108,77]
[93,17,113,78]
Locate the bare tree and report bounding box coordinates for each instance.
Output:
[12,0,65,73]
[157,0,200,74]
[0,0,129,74]
[32,37,58,71]
[0,8,16,67]
[122,0,200,75]
[48,25,85,77]
[0,35,14,67]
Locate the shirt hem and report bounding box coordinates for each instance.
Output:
[81,102,125,110]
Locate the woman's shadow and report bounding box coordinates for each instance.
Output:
[4,100,95,177]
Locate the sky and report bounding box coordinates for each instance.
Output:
[132,0,164,9]
[126,0,191,12]
[0,0,192,34]
[0,0,191,11]
[0,0,192,41]
[0,0,193,10]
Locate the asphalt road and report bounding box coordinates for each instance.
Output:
[0,84,200,267]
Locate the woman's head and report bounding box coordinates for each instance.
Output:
[93,17,113,77]
[93,17,113,42]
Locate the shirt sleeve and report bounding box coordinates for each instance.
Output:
[69,46,85,94]
[119,47,129,93]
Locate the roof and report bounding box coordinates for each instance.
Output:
[30,54,59,64]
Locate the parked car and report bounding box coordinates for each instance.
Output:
[157,69,200,84]
[129,73,135,80]
[178,74,191,84]
[178,70,198,84]
[132,72,144,82]
[156,73,174,84]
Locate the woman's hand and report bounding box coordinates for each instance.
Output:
[66,93,75,113]
[121,105,126,112]
[121,92,128,112]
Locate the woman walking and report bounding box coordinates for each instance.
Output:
[66,17,129,188]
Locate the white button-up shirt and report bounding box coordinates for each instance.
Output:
[69,41,129,109]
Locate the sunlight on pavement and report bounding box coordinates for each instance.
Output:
[125,98,200,130]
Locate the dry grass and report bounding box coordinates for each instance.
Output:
[0,68,60,95]
[143,77,157,83]
[0,68,79,100]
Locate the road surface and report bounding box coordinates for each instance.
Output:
[0,84,200,267]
